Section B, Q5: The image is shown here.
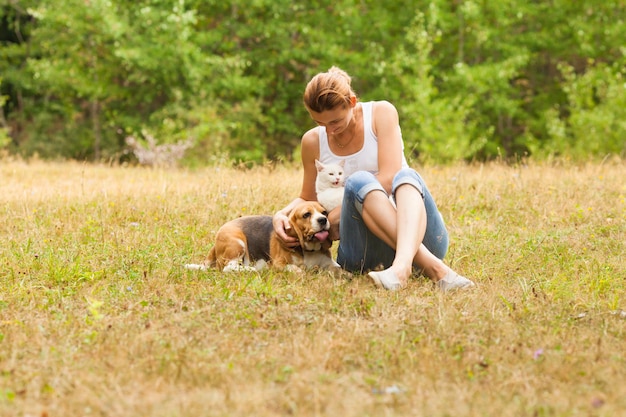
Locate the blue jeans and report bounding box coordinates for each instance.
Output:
[336,169,449,273]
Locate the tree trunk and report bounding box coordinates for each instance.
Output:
[91,98,101,161]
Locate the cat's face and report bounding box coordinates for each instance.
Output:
[315,161,345,189]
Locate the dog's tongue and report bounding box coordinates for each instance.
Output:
[314,230,329,242]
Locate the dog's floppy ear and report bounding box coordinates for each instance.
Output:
[287,211,305,245]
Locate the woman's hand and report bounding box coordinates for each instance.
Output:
[272,211,300,248]
[327,207,341,241]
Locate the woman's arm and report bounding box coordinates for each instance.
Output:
[327,206,341,241]
[372,100,404,194]
[299,129,344,240]
[273,128,320,243]
[298,129,320,202]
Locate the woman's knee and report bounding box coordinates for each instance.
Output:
[392,168,424,197]
[344,171,385,203]
[345,171,377,193]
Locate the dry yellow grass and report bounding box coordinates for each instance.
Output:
[1,159,625,416]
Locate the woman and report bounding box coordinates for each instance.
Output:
[272,66,474,291]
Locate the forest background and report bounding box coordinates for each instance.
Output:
[0,0,625,165]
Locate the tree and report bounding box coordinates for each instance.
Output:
[1,0,625,163]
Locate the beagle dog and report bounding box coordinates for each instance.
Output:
[198,201,341,274]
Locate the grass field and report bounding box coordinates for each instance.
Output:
[1,159,625,416]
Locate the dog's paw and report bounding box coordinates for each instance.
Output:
[253,259,268,271]
[223,260,257,273]
[185,263,209,271]
[285,264,304,275]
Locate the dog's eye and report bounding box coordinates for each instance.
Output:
[322,210,328,216]
[303,212,311,218]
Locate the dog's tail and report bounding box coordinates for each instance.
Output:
[207,245,217,268]
[184,246,217,271]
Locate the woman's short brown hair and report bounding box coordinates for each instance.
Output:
[303,66,356,113]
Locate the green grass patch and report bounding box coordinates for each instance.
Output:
[1,160,625,416]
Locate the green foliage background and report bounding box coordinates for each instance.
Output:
[1,0,625,164]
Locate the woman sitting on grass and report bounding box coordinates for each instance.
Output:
[273,66,474,291]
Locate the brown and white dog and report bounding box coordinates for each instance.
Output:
[187,201,341,274]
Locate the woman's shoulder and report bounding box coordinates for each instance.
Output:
[370,100,398,113]
[301,126,320,155]
[302,126,319,145]
[370,100,400,130]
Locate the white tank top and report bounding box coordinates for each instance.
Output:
[318,101,408,178]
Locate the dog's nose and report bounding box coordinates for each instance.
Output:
[317,217,327,226]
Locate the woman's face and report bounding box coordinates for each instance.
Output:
[307,104,354,136]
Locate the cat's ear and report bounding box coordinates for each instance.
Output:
[315,159,324,172]
[338,159,345,167]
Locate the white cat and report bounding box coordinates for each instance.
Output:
[315,159,345,212]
